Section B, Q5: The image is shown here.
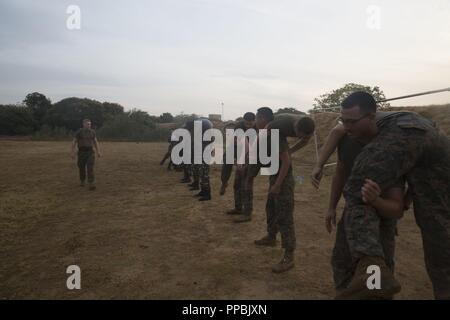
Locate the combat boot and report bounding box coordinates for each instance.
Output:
[80,181,85,187]
[233,215,251,223]
[335,255,401,300]
[225,208,242,215]
[254,234,276,247]
[194,189,206,197]
[199,189,211,201]
[88,183,96,191]
[219,183,227,196]
[189,181,200,190]
[181,177,191,183]
[272,250,295,273]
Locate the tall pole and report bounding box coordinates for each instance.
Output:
[221,102,224,121]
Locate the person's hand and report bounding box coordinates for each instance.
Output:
[325,208,337,233]
[268,183,281,195]
[311,165,323,189]
[220,183,227,196]
[361,179,381,205]
[70,151,76,160]
[97,151,102,158]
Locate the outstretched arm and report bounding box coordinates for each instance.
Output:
[326,160,345,233]
[311,123,346,189]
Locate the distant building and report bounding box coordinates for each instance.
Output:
[208,114,221,121]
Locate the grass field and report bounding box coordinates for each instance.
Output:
[0,140,434,299]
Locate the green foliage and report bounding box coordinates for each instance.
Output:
[128,109,156,128]
[0,104,37,135]
[23,92,52,127]
[312,83,390,112]
[173,113,198,126]
[45,97,124,131]
[5,93,187,141]
[97,113,168,141]
[159,112,174,123]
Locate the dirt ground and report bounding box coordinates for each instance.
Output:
[0,139,435,299]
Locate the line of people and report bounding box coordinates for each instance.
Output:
[161,91,450,300]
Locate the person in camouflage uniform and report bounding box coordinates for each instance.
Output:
[179,120,195,184]
[71,119,101,190]
[189,163,200,190]
[328,134,405,297]
[311,111,412,298]
[160,131,175,170]
[220,112,256,223]
[251,107,315,273]
[184,118,214,201]
[334,91,450,300]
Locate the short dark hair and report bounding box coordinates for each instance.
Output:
[296,117,315,135]
[341,91,377,114]
[243,112,256,122]
[83,118,91,123]
[257,107,274,122]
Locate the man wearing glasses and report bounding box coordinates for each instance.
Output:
[314,91,450,300]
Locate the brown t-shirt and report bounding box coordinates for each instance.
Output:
[75,128,96,148]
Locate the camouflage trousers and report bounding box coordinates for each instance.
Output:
[343,118,450,299]
[193,163,210,192]
[77,148,95,183]
[332,208,397,291]
[192,163,200,183]
[234,166,253,215]
[221,163,233,186]
[183,164,191,180]
[266,171,296,252]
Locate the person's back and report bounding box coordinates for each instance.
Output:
[267,113,303,137]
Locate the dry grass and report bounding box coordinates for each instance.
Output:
[0,139,434,299]
[2,104,449,299]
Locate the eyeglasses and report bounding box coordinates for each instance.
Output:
[338,114,369,125]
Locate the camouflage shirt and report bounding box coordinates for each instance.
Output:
[75,128,96,148]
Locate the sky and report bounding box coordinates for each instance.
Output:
[1,0,449,120]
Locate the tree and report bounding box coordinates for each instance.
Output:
[173,113,198,125]
[45,98,125,131]
[102,102,125,118]
[159,112,174,123]
[23,92,52,126]
[0,104,37,135]
[128,109,156,129]
[312,83,390,112]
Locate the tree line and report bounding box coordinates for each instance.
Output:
[0,84,388,141]
[0,93,196,141]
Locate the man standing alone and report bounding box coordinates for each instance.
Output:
[71,119,101,190]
